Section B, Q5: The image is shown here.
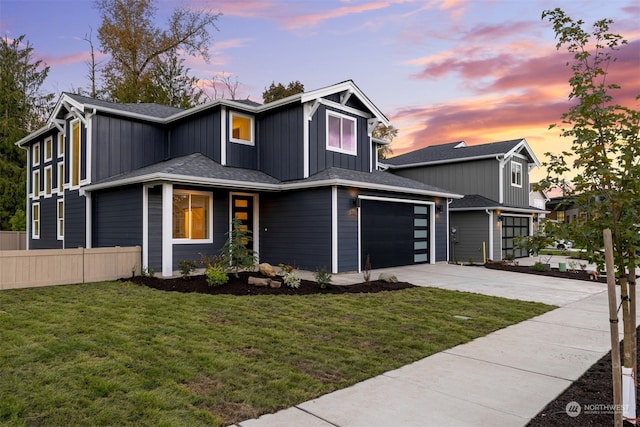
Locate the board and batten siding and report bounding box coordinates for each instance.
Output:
[147,186,163,272]
[29,197,62,249]
[64,191,86,248]
[169,110,221,162]
[308,104,372,176]
[92,185,143,248]
[394,159,500,202]
[337,188,359,272]
[503,156,530,208]
[257,105,304,181]
[259,188,332,271]
[449,211,490,263]
[92,115,167,182]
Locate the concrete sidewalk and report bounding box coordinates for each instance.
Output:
[232,263,625,427]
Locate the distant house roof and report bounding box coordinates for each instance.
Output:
[383,139,540,168]
[83,153,462,199]
[450,194,547,214]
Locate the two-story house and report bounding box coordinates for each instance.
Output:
[383,139,545,262]
[16,80,461,276]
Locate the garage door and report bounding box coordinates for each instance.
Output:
[360,200,429,269]
[501,216,529,258]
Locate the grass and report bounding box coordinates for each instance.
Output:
[0,281,554,426]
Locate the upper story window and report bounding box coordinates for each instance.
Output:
[70,120,81,187]
[230,112,254,145]
[44,166,52,197]
[33,142,40,166]
[44,136,53,162]
[57,132,65,158]
[510,161,522,188]
[172,190,213,242]
[58,163,65,192]
[32,170,40,198]
[327,111,356,155]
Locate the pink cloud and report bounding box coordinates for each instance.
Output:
[39,51,105,68]
[281,2,391,30]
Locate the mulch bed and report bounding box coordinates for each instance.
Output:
[126,271,415,295]
[485,261,607,283]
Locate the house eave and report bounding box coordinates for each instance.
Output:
[450,206,548,214]
[384,153,503,170]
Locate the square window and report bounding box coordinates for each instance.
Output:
[44,137,53,162]
[172,190,212,242]
[511,161,522,187]
[230,112,254,145]
[326,111,357,155]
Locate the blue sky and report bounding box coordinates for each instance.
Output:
[1,0,638,183]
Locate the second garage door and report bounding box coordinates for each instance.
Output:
[360,200,430,269]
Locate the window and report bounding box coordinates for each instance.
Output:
[557,211,565,222]
[172,190,212,242]
[44,166,52,196]
[57,199,64,240]
[44,136,52,162]
[58,163,64,192]
[33,142,40,166]
[70,120,81,186]
[326,111,356,155]
[230,112,254,145]
[57,132,65,157]
[32,203,40,239]
[32,170,40,198]
[510,161,522,187]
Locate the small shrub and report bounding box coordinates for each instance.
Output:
[314,267,332,289]
[531,262,548,272]
[283,271,301,288]
[205,265,228,287]
[278,264,294,275]
[178,259,197,279]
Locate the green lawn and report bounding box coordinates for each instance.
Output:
[0,281,553,426]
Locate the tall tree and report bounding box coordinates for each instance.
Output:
[262,81,304,104]
[372,124,398,159]
[95,0,220,103]
[540,8,639,414]
[0,35,53,230]
[149,49,204,108]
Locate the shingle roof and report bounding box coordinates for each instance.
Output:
[64,93,185,118]
[450,194,546,213]
[383,139,525,166]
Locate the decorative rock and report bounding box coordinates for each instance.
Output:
[248,276,271,287]
[258,263,276,278]
[269,280,282,288]
[378,273,398,283]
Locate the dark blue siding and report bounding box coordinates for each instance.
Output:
[257,105,304,181]
[337,188,358,271]
[169,110,221,162]
[65,191,86,248]
[225,141,257,169]
[260,188,332,271]
[29,197,62,249]
[92,115,167,182]
[148,187,163,272]
[309,104,371,176]
[93,185,142,247]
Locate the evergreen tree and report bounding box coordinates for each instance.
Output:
[262,81,304,104]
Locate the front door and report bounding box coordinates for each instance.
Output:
[231,194,254,252]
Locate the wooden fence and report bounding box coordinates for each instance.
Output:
[0,246,141,290]
[0,231,26,250]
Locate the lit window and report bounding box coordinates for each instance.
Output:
[44,166,52,196]
[172,190,212,242]
[58,132,65,157]
[230,112,254,145]
[32,170,40,198]
[58,163,64,192]
[44,136,52,162]
[57,199,64,240]
[33,142,40,166]
[511,161,522,187]
[71,120,81,186]
[326,111,356,155]
[32,203,40,239]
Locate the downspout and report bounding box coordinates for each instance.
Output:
[486,209,494,261]
[497,155,504,204]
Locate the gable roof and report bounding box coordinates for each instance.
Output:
[383,139,540,168]
[450,194,547,214]
[83,153,462,199]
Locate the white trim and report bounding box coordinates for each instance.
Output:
[142,185,149,272]
[57,162,65,193]
[32,142,40,166]
[85,192,92,248]
[510,161,523,188]
[319,98,371,119]
[44,165,52,197]
[487,209,494,261]
[56,198,64,241]
[25,173,30,249]
[85,110,93,184]
[229,111,255,146]
[326,110,357,156]
[357,204,362,272]
[69,119,82,189]
[446,199,451,262]
[57,132,65,158]
[32,169,40,199]
[331,186,338,273]
[44,136,53,162]
[171,189,214,244]
[498,156,505,204]
[31,202,40,239]
[229,192,260,263]
[162,183,173,277]
[303,103,311,178]
[221,107,227,166]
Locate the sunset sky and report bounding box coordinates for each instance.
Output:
[1,0,638,184]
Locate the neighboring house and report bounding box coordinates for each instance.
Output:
[529,184,549,233]
[546,196,581,223]
[383,139,546,262]
[16,80,461,276]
